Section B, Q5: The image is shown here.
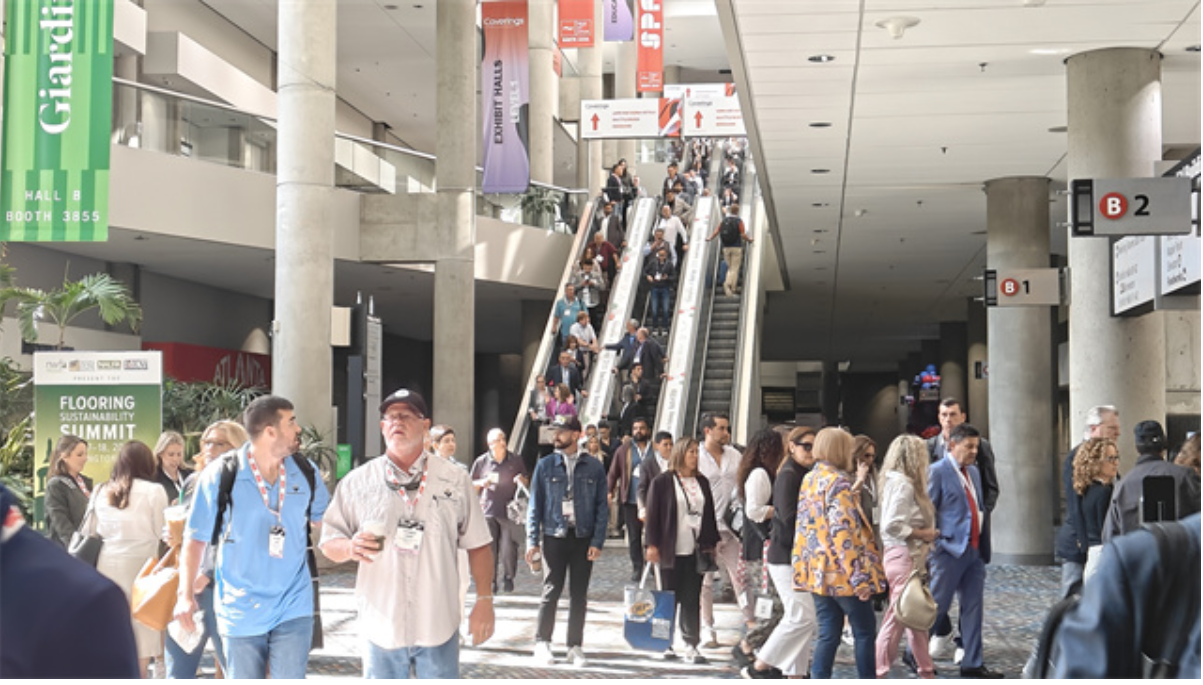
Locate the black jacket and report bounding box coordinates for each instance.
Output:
[1103,453,1201,542]
[644,471,719,570]
[767,459,809,565]
[629,337,665,381]
[154,466,194,505]
[44,474,92,548]
[1056,443,1087,563]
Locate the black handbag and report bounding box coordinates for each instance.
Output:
[68,485,104,567]
[723,497,745,541]
[695,546,719,574]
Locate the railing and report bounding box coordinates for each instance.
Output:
[110,77,588,232]
[730,159,765,446]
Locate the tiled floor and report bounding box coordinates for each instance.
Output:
[189,542,1061,679]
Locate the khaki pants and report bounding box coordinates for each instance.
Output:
[723,246,744,296]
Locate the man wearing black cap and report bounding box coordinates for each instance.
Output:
[525,415,609,668]
[1102,420,1201,542]
[318,389,495,678]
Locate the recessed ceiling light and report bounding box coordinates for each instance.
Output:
[133,235,148,241]
[809,122,832,128]
[1187,45,1201,52]
[808,54,835,63]
[1048,125,1068,133]
[813,229,829,233]
[811,169,830,174]
[811,202,829,208]
[814,250,826,254]
[383,3,399,9]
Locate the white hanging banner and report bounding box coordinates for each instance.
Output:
[682,95,746,137]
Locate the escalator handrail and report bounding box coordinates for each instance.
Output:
[730,159,763,445]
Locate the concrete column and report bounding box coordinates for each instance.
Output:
[433,0,477,461]
[1067,48,1166,466]
[528,0,557,185]
[820,360,839,426]
[664,64,681,86]
[897,361,910,435]
[939,322,967,410]
[966,297,989,436]
[616,41,638,176]
[113,55,139,145]
[576,0,605,195]
[273,0,336,436]
[985,176,1054,564]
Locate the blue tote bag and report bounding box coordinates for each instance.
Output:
[623,563,676,652]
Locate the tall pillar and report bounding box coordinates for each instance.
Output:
[521,299,547,382]
[576,0,605,195]
[986,176,1054,564]
[273,0,336,435]
[616,41,638,176]
[1067,48,1166,465]
[820,360,839,426]
[433,0,478,461]
[966,297,989,436]
[528,0,557,185]
[939,322,967,411]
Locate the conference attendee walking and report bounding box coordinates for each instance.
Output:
[43,434,91,548]
[794,427,887,679]
[174,396,331,680]
[644,436,719,664]
[874,434,939,679]
[470,428,529,594]
[319,389,495,678]
[526,416,609,668]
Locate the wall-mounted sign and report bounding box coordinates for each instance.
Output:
[1071,177,1193,237]
[1113,235,1158,315]
[983,268,1063,307]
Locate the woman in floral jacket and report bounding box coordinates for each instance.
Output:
[793,427,888,678]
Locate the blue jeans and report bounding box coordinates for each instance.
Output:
[165,583,227,678]
[223,616,313,679]
[363,633,459,679]
[649,287,670,329]
[811,594,876,679]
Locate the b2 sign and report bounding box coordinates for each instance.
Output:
[1070,177,1193,237]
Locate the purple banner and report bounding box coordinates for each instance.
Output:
[605,0,634,42]
[481,1,530,194]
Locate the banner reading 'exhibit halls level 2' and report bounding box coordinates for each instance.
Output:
[32,351,162,525]
[1,0,114,242]
[481,0,530,195]
[636,0,663,92]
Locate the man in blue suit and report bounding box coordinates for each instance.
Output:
[928,423,1004,678]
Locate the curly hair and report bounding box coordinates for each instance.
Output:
[1073,438,1117,495]
[1175,434,1200,476]
[738,427,785,499]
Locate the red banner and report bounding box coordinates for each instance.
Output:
[636,0,663,92]
[142,341,271,389]
[559,0,594,47]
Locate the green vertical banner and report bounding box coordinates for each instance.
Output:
[336,444,353,479]
[1,0,114,242]
[32,351,162,525]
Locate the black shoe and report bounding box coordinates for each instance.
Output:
[731,645,753,668]
[960,665,1005,679]
[503,578,514,593]
[630,570,641,583]
[740,664,778,679]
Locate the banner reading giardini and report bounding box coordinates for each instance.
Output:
[481,0,531,195]
[1,0,114,242]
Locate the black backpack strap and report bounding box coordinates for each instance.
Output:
[211,453,240,546]
[1032,594,1081,678]
[1141,521,1193,678]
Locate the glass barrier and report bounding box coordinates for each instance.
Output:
[111,78,587,232]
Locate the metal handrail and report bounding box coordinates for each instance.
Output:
[730,158,763,445]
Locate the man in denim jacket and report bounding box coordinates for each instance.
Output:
[525,416,609,668]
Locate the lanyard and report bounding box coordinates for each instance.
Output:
[247,455,286,523]
[385,464,428,511]
[73,474,91,498]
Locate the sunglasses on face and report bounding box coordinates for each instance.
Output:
[794,441,814,450]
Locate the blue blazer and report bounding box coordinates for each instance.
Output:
[928,456,991,563]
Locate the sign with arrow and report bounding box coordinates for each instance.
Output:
[682,95,746,137]
[580,98,661,139]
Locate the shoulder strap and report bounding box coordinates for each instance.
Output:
[1032,594,1081,678]
[289,453,321,583]
[1142,521,1193,677]
[211,453,240,546]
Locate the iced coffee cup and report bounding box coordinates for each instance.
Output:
[361,520,387,561]
[165,505,187,548]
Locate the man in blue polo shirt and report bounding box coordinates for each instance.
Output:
[173,395,330,679]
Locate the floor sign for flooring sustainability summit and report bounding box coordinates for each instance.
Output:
[32,351,162,525]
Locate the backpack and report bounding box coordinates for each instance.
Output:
[210,451,324,650]
[719,215,742,245]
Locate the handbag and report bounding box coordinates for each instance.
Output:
[623,563,676,652]
[67,485,104,567]
[131,546,180,631]
[695,546,719,574]
[723,496,745,540]
[507,481,531,526]
[893,568,938,631]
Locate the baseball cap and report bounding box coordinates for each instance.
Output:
[1134,420,1166,451]
[379,388,429,419]
[551,415,582,432]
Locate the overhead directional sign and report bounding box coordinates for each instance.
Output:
[682,95,746,137]
[1070,177,1194,237]
[983,268,1063,307]
[580,98,661,139]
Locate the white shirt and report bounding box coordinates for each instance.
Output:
[698,443,741,533]
[744,467,773,523]
[569,322,597,347]
[657,215,688,247]
[674,475,704,555]
[879,471,932,562]
[320,454,492,649]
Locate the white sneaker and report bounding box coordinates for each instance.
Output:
[567,646,588,667]
[684,645,708,664]
[954,646,965,665]
[841,624,854,646]
[533,641,555,665]
[929,633,953,659]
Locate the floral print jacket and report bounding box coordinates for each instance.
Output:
[792,461,888,597]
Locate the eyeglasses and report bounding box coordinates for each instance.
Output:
[1104,455,1120,463]
[384,413,424,424]
[795,441,814,450]
[203,439,232,448]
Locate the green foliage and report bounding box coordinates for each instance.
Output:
[161,378,264,458]
[2,267,143,349]
[297,425,338,482]
[520,187,561,229]
[0,416,33,515]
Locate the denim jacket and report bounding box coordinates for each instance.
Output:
[527,451,609,550]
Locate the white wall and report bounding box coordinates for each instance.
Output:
[143,0,274,87]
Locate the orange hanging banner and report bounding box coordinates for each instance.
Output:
[636,0,663,92]
[559,0,594,47]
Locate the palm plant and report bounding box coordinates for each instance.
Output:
[2,266,143,349]
[161,379,264,457]
[0,416,33,515]
[519,186,561,229]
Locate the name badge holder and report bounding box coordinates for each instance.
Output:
[248,454,287,559]
[385,465,429,554]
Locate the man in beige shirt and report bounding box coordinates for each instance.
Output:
[319,389,494,678]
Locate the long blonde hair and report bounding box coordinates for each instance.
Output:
[878,434,935,525]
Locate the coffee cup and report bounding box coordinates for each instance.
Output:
[361,520,387,560]
[165,505,187,548]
